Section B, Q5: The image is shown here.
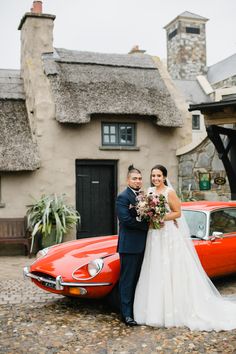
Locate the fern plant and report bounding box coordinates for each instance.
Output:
[26,194,80,252]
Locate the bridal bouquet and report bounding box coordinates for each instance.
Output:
[135,192,168,229]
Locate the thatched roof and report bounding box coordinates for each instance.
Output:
[43,49,183,127]
[0,69,25,99]
[0,70,40,171]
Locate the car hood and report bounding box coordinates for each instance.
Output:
[30,235,118,279]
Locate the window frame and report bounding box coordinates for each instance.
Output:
[102,122,136,147]
[192,114,200,130]
[209,208,236,235]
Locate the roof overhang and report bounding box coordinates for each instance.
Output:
[189,99,236,125]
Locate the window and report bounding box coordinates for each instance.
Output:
[168,29,178,40]
[192,115,200,130]
[209,209,236,235]
[182,210,207,239]
[186,27,200,34]
[102,123,135,146]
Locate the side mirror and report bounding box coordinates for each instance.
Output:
[209,231,223,241]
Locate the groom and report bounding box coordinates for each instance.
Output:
[116,165,148,326]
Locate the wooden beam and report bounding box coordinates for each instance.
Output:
[205,117,236,125]
[204,111,236,125]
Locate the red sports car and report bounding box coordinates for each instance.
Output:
[24,201,236,302]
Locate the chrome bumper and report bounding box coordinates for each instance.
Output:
[23,267,112,293]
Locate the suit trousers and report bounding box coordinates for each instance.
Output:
[119,252,144,318]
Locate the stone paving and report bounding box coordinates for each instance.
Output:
[0,256,236,353]
[0,257,62,305]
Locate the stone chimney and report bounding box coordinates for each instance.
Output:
[164,12,208,80]
[30,1,43,13]
[18,1,55,72]
[128,45,146,54]
[18,1,56,138]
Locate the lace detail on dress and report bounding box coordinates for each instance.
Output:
[147,186,170,198]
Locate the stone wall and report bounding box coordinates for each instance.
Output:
[179,138,231,201]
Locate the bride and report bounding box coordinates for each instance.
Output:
[133,164,236,331]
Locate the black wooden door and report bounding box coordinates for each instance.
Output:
[76,160,117,238]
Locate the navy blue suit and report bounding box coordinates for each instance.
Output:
[116,187,148,318]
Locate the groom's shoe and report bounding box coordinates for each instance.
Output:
[123,316,138,326]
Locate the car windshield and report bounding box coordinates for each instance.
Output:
[182,210,207,239]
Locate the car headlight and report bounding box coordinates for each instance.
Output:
[36,247,49,259]
[88,259,104,277]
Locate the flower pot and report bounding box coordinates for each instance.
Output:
[27,194,80,254]
[39,228,59,250]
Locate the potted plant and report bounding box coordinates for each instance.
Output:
[26,193,80,253]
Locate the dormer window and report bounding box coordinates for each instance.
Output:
[186,27,200,34]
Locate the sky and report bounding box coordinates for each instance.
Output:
[0,0,236,70]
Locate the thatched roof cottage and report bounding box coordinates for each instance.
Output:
[0,2,191,249]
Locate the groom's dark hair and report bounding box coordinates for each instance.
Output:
[127,164,141,177]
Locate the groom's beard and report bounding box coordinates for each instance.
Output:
[129,186,141,192]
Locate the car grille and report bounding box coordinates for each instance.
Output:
[32,272,57,289]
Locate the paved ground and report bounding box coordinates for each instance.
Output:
[0,256,236,353]
[0,257,62,305]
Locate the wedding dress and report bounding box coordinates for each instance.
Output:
[133,186,236,331]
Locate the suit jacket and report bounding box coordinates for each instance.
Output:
[116,187,148,253]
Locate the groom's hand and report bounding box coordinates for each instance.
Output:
[129,204,137,217]
[173,219,178,228]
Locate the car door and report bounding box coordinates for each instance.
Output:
[198,208,236,277]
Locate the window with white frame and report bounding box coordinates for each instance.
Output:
[192,114,200,130]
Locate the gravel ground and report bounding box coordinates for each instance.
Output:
[0,257,236,353]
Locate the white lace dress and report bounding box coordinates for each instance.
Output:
[133,186,236,331]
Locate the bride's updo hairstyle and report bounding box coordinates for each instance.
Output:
[127,164,141,177]
[150,164,168,186]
